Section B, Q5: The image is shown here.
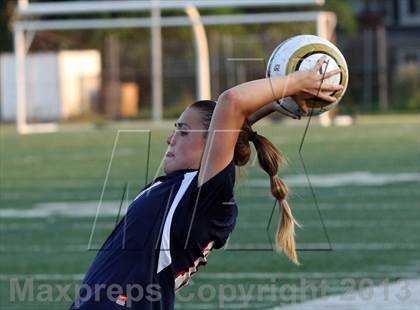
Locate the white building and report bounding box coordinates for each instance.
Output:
[0,50,101,121]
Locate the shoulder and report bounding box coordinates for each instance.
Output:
[190,159,236,204]
[197,159,235,189]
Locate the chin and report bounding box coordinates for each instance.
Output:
[163,164,170,174]
[163,159,174,174]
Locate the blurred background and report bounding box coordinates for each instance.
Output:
[1,0,419,125]
[0,1,419,310]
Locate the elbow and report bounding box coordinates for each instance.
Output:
[218,88,239,105]
[217,89,242,115]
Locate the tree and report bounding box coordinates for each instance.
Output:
[0,0,15,52]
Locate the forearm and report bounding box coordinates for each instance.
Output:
[247,102,278,125]
[219,75,299,119]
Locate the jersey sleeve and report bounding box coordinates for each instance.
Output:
[196,159,237,249]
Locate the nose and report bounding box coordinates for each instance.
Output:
[166,131,175,146]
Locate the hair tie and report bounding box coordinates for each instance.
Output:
[249,131,258,143]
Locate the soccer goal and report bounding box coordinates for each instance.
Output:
[13,0,335,133]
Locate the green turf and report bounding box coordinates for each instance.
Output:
[0,115,419,309]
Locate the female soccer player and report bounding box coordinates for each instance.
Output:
[70,57,341,309]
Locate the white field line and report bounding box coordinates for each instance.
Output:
[174,302,276,309]
[1,192,419,221]
[0,272,417,282]
[0,201,121,218]
[0,171,417,219]
[3,273,419,310]
[270,278,420,310]
[0,243,418,253]
[197,272,418,280]
[178,283,420,309]
[245,172,419,188]
[1,200,415,218]
[377,266,420,273]
[175,304,237,309]
[175,304,265,309]
[0,222,116,231]
[2,171,416,195]
[1,170,418,198]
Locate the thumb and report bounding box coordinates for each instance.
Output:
[293,95,309,116]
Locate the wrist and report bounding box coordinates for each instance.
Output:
[287,72,302,96]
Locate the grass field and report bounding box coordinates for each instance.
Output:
[0,114,419,309]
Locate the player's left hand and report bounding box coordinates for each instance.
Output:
[292,94,309,116]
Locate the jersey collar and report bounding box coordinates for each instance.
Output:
[165,168,198,178]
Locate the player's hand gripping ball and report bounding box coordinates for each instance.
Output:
[266,34,348,118]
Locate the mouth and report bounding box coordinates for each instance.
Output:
[165,151,175,158]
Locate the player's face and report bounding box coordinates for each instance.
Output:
[164,107,206,174]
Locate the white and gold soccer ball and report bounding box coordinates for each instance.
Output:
[266,34,348,118]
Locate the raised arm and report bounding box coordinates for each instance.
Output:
[247,101,279,125]
[197,60,342,186]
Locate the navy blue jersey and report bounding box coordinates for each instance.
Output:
[70,160,237,309]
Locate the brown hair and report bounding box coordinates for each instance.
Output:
[190,100,300,264]
[190,100,216,139]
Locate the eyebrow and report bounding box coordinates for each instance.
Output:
[174,122,191,129]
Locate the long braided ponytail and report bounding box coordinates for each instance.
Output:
[234,121,300,265]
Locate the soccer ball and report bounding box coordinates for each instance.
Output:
[266,34,348,118]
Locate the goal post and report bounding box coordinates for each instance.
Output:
[13,0,333,133]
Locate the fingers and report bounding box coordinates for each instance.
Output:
[293,95,309,115]
[320,83,344,92]
[313,56,341,79]
[317,83,343,102]
[313,55,328,72]
[323,68,342,79]
[316,93,337,103]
